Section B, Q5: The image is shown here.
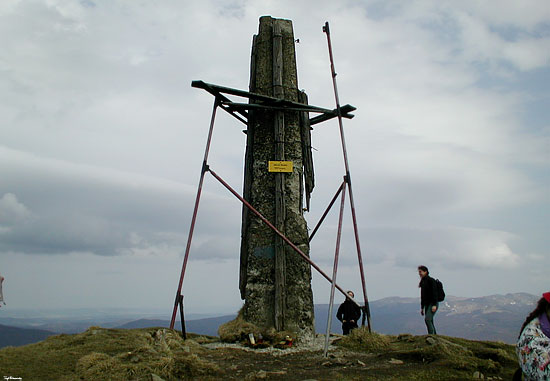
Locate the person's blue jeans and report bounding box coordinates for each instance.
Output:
[424,303,438,334]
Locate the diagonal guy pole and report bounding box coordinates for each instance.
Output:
[309,180,345,242]
[207,167,357,302]
[323,21,372,332]
[324,179,347,356]
[170,97,220,331]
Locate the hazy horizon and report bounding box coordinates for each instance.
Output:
[0,291,539,319]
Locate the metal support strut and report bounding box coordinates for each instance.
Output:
[176,294,187,339]
[324,179,347,356]
[207,167,357,302]
[309,180,345,242]
[323,21,372,332]
[170,98,219,331]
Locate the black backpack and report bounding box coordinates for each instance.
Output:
[435,279,445,302]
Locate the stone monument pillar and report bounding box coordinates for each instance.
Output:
[239,16,315,335]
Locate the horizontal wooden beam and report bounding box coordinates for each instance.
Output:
[193,80,356,121]
[193,80,281,104]
[219,103,248,125]
[310,104,356,126]
[191,81,249,123]
[221,101,335,115]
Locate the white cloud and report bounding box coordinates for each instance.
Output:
[455,11,550,72]
[0,0,547,308]
[456,0,550,31]
[0,146,239,257]
[0,193,32,234]
[310,224,520,270]
[503,38,550,71]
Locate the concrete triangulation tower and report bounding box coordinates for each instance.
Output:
[239,16,315,335]
[170,16,370,343]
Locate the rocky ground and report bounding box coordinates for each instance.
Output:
[0,326,519,380]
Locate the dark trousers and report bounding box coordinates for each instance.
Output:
[424,304,438,334]
[342,321,358,335]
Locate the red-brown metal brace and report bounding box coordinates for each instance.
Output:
[324,179,347,356]
[323,21,372,332]
[309,180,346,242]
[208,167,355,301]
[170,97,220,331]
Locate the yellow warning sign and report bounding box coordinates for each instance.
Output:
[268,161,293,173]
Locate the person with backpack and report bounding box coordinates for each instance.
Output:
[514,292,550,380]
[418,265,442,335]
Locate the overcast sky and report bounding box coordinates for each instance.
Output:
[0,0,548,315]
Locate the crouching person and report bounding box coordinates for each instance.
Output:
[337,290,362,335]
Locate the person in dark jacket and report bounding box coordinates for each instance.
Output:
[336,290,362,335]
[418,265,438,334]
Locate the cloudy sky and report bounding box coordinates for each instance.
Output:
[0,0,548,315]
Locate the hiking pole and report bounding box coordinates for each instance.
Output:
[323,22,372,332]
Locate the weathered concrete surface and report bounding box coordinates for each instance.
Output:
[239,16,315,336]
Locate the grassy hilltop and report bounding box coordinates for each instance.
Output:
[0,326,518,380]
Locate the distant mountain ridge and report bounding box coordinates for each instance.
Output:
[0,293,538,347]
[116,315,236,336]
[0,324,55,348]
[95,293,542,343]
[342,292,538,343]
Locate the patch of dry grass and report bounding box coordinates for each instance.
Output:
[336,327,391,352]
[390,334,514,373]
[334,330,517,379]
[0,324,518,380]
[218,310,262,343]
[217,308,296,345]
[0,327,219,380]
